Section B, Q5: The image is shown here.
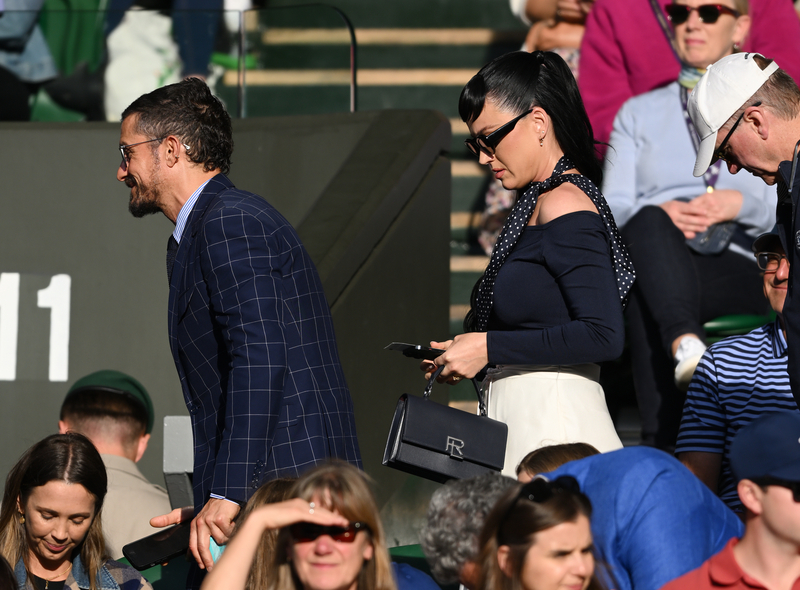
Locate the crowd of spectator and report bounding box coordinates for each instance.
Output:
[4,1,800,590]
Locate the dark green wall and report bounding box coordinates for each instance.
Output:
[0,110,450,541]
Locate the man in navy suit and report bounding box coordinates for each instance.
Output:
[116,78,361,580]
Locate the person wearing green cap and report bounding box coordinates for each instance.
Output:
[58,369,172,559]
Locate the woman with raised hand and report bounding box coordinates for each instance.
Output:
[426,50,633,474]
[201,462,396,590]
[0,433,151,590]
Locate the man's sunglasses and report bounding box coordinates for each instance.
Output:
[665,3,740,25]
[752,477,800,502]
[465,109,533,157]
[289,522,369,543]
[713,101,762,164]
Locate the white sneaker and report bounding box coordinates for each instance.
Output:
[674,336,707,391]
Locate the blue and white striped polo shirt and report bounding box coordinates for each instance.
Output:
[676,318,797,512]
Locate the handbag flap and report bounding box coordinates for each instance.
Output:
[400,394,507,469]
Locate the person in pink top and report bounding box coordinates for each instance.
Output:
[579,0,800,151]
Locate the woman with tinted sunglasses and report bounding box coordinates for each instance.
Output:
[602,0,775,448]
[423,50,632,474]
[200,462,397,590]
[477,476,605,590]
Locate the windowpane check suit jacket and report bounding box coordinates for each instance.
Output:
[167,174,362,512]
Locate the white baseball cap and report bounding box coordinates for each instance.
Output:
[688,52,779,177]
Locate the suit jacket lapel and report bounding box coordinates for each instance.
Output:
[167,174,234,358]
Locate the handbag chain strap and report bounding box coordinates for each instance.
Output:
[423,365,488,417]
[423,366,445,399]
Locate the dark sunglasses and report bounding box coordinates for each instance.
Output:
[752,477,800,502]
[498,476,582,537]
[665,3,740,25]
[713,101,762,164]
[465,109,533,157]
[289,522,369,543]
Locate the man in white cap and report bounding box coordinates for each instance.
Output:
[688,52,800,405]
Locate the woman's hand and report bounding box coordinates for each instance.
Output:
[249,498,349,532]
[200,499,349,590]
[421,340,453,380]
[555,0,593,23]
[690,189,743,226]
[426,334,489,383]
[659,199,709,239]
[526,19,585,51]
[660,191,743,239]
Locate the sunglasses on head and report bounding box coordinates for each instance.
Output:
[751,477,800,502]
[289,522,369,543]
[665,3,740,25]
[498,476,582,537]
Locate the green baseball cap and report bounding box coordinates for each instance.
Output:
[65,370,155,434]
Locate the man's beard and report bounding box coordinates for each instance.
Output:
[128,185,163,217]
[127,164,163,218]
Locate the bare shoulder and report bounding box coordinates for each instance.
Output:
[535,181,598,225]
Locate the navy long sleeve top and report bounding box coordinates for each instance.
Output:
[486,211,625,366]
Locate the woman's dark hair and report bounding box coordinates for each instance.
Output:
[0,433,109,590]
[516,443,600,478]
[459,50,603,187]
[478,476,604,590]
[460,51,603,334]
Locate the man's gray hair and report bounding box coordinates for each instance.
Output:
[420,472,517,584]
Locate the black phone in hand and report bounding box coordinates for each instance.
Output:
[122,521,191,571]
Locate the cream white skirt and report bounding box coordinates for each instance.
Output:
[484,364,623,476]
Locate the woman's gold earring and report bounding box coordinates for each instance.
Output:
[19,514,25,524]
[539,137,544,147]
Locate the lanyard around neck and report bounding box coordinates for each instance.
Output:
[681,86,721,191]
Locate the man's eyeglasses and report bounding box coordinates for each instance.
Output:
[751,477,800,502]
[755,251,788,272]
[713,102,762,165]
[665,3,740,25]
[119,137,166,166]
[289,522,369,544]
[465,109,533,157]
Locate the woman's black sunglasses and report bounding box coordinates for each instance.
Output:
[464,109,533,157]
[665,3,740,25]
[289,522,369,543]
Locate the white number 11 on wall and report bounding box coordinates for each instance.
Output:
[0,273,71,382]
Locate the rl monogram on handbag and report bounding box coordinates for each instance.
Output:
[382,366,508,483]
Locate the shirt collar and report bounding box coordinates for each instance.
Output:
[172,179,211,244]
[707,538,752,587]
[772,316,788,359]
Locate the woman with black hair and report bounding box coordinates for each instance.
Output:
[425,50,633,474]
[0,433,150,590]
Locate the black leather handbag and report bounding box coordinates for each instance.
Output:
[382,366,508,483]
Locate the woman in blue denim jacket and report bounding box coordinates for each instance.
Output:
[0,433,151,590]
